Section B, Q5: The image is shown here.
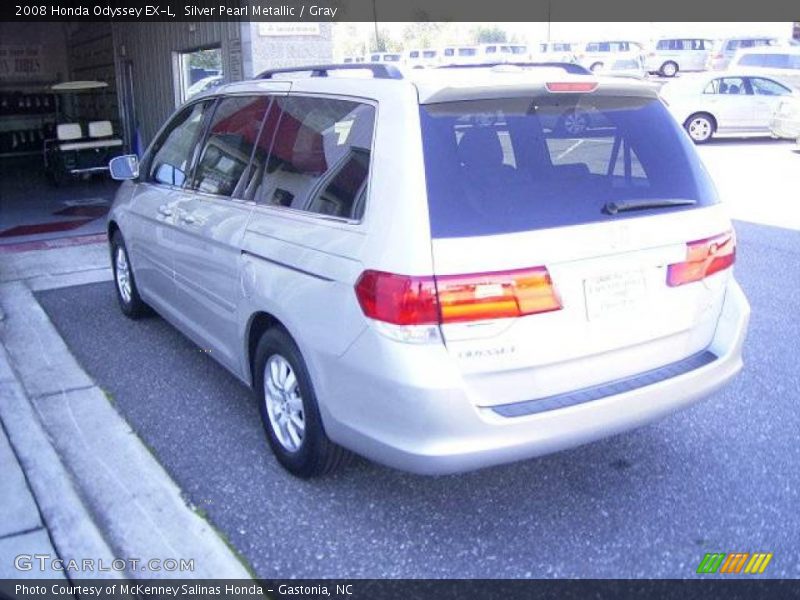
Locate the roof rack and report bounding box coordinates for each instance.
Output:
[436,62,593,76]
[257,63,404,80]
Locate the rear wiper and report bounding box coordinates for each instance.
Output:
[603,199,697,215]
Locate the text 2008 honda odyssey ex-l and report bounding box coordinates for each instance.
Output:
[107,64,749,478]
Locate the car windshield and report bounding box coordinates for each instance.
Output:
[420,94,719,238]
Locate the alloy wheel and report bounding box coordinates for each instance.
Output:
[263,354,305,452]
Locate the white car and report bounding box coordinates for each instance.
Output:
[367,52,402,64]
[107,64,749,477]
[575,40,646,78]
[729,46,800,89]
[532,42,578,64]
[706,37,780,71]
[476,43,530,63]
[660,71,798,142]
[406,48,439,68]
[645,38,714,77]
[770,96,800,145]
[440,45,481,65]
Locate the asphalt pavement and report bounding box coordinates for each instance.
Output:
[35,217,800,579]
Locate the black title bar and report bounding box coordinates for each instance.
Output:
[2,0,800,22]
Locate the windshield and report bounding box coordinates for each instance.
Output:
[420,94,719,238]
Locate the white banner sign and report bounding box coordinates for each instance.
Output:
[258,23,321,37]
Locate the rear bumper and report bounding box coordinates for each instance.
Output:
[318,280,750,475]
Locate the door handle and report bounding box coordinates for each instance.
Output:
[157,205,173,217]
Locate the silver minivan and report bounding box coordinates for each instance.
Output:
[646,38,713,77]
[108,65,749,478]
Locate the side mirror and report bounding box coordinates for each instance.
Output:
[109,154,139,181]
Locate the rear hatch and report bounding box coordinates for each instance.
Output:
[419,81,735,407]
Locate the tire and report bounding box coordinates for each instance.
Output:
[558,110,589,136]
[110,231,150,319]
[254,328,352,478]
[684,113,715,144]
[590,62,604,72]
[660,61,678,77]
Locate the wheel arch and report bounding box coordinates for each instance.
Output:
[245,311,291,387]
[108,219,120,241]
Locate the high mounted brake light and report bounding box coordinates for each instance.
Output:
[667,231,736,287]
[355,267,562,326]
[546,81,599,93]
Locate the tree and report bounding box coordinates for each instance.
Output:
[471,25,508,44]
[370,27,401,53]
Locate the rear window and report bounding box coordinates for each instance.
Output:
[739,52,800,69]
[420,94,719,238]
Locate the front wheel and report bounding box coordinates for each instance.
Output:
[590,61,604,72]
[110,231,150,318]
[254,328,352,478]
[684,114,714,143]
[660,61,678,77]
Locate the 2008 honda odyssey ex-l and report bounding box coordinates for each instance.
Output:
[107,64,750,478]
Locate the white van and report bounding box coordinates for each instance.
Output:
[646,38,714,77]
[576,40,646,78]
[406,48,439,68]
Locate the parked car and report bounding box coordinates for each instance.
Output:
[532,41,578,63]
[706,37,780,71]
[440,45,480,65]
[729,46,800,89]
[575,40,646,78]
[769,95,800,145]
[107,64,749,478]
[646,38,713,77]
[185,75,223,99]
[660,71,798,142]
[406,48,439,68]
[367,52,402,64]
[475,43,530,63]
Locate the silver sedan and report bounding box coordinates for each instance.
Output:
[660,70,799,142]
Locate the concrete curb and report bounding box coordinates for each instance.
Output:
[0,266,252,580]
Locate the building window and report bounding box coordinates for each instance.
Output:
[177,47,223,104]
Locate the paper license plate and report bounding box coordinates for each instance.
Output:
[584,270,647,321]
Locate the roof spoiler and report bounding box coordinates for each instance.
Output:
[436,62,593,75]
[257,63,404,80]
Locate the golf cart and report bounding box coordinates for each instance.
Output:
[43,80,124,185]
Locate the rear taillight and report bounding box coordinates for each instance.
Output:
[354,271,439,325]
[355,267,562,327]
[667,231,736,287]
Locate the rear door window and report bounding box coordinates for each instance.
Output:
[749,77,791,96]
[420,94,719,238]
[255,96,375,220]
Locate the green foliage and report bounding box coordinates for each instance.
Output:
[472,25,508,44]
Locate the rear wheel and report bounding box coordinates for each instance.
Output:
[590,61,604,72]
[660,61,678,77]
[254,328,351,478]
[684,113,715,143]
[110,231,149,318]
